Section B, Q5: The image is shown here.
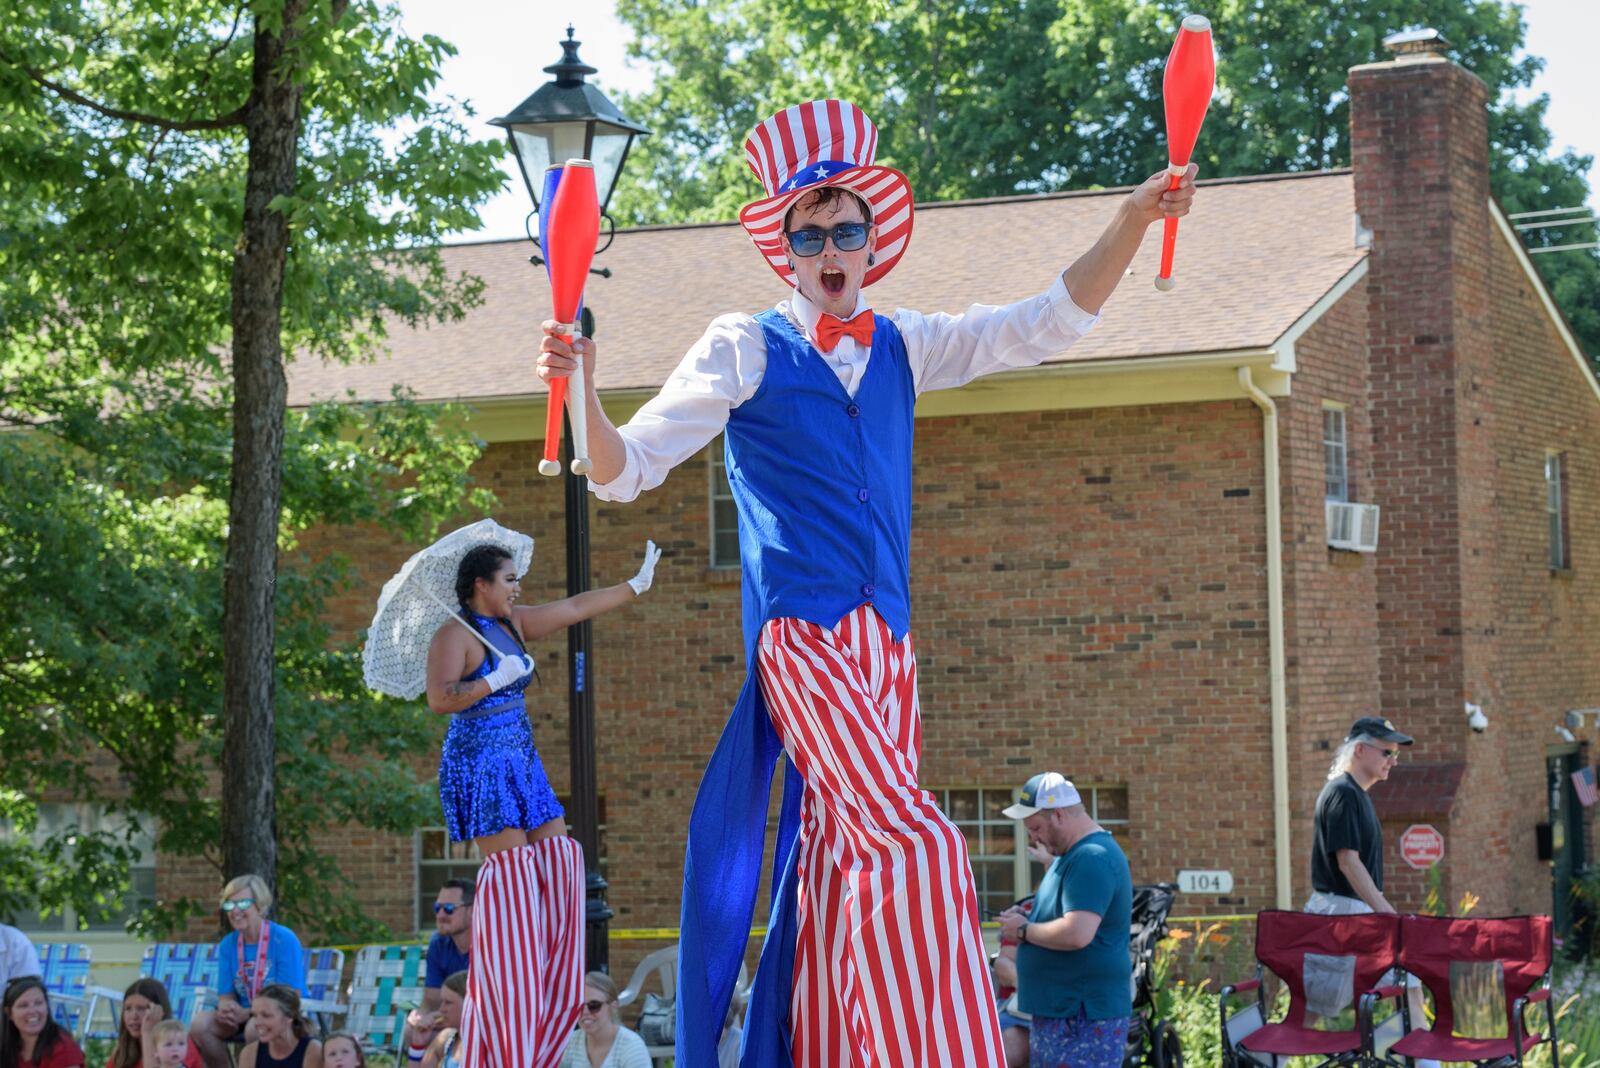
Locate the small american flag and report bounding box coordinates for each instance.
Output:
[1574,766,1599,808]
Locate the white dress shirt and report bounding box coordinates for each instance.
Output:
[591,275,1099,502]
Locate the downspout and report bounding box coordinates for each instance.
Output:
[1238,367,1292,909]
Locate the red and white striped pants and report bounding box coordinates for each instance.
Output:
[757,606,1005,1068]
[460,836,584,1068]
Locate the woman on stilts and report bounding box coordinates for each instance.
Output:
[365,521,661,1068]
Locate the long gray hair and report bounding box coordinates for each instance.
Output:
[1328,734,1383,780]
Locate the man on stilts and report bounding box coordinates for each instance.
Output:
[538,100,1197,1067]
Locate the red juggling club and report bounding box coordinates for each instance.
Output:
[1155,14,1215,291]
[540,159,599,476]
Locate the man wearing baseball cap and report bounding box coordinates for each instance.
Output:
[999,773,1133,1068]
[1305,717,1438,1068]
[1308,716,1414,916]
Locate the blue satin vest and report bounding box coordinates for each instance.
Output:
[675,309,917,1067]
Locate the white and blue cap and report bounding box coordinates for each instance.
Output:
[1002,772,1082,820]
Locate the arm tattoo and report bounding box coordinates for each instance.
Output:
[444,680,480,698]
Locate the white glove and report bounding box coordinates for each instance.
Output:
[482,653,535,693]
[626,540,662,595]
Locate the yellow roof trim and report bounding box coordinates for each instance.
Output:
[458,349,1290,444]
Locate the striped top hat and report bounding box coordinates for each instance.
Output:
[739,100,914,289]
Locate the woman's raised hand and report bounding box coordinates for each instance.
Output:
[626,540,663,595]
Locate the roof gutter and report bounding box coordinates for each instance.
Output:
[1238,365,1293,910]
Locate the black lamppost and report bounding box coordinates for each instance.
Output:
[491,26,648,974]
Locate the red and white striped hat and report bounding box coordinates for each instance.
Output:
[738,100,913,289]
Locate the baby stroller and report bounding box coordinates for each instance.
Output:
[1125,882,1183,1068]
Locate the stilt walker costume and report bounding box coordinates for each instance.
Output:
[578,101,1105,1068]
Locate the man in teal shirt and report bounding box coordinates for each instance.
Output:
[1000,772,1133,1068]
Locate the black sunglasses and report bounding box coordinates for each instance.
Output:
[581,999,607,1014]
[784,222,869,257]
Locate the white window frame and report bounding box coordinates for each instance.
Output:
[1547,451,1569,570]
[3,802,155,934]
[1323,403,1349,503]
[708,437,740,570]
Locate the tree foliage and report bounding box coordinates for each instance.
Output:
[0,0,503,940]
[608,0,1599,366]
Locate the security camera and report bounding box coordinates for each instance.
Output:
[1465,702,1487,733]
[1557,724,1577,743]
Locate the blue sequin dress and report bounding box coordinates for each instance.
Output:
[437,612,564,842]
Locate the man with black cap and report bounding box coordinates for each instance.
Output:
[1307,716,1414,916]
[1306,717,1439,1068]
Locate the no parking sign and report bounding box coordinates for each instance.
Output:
[1400,824,1444,869]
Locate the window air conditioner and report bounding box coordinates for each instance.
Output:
[1326,501,1380,553]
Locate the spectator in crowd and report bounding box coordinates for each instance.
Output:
[418,972,465,1068]
[402,880,473,1060]
[1307,716,1438,1068]
[559,972,648,1068]
[106,978,204,1068]
[147,1022,191,1068]
[1000,772,1132,1068]
[237,986,319,1068]
[318,1035,363,1068]
[191,875,306,1068]
[0,929,40,993]
[1,976,84,1068]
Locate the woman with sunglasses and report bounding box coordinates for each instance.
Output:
[557,974,647,1068]
[1,976,84,1068]
[190,875,306,1068]
[539,98,1198,1067]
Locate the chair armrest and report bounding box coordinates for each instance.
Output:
[1522,988,1551,1004]
[86,985,125,1004]
[1358,982,1408,1054]
[1220,979,1259,999]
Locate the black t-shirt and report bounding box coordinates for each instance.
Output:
[1311,773,1383,896]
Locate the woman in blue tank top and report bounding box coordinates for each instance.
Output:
[425,539,660,1067]
[425,540,661,855]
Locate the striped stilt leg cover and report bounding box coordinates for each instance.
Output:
[460,835,585,1068]
[756,605,1005,1068]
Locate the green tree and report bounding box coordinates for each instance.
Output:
[609,0,1599,367]
[0,0,503,939]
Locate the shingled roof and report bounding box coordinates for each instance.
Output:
[286,170,1364,407]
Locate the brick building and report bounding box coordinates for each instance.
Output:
[35,40,1596,978]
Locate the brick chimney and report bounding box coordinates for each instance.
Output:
[1348,34,1498,762]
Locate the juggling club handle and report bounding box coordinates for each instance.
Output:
[539,324,578,476]
[568,335,592,476]
[1155,165,1185,291]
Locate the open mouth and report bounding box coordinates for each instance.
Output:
[820,268,846,297]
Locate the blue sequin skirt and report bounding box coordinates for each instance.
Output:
[438,705,564,842]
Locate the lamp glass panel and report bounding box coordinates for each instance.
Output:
[588,124,634,209]
[511,123,588,204]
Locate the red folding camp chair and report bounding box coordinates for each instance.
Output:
[1368,913,1558,1068]
[1220,910,1402,1068]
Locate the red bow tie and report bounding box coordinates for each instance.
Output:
[814,310,875,354]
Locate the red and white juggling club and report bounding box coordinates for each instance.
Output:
[540,159,599,476]
[1155,14,1215,292]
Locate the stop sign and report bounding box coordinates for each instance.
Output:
[1400,824,1445,869]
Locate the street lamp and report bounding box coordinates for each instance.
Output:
[492,26,648,974]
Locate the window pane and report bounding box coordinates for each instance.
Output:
[945,790,979,822]
[1094,787,1130,823]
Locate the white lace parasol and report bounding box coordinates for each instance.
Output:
[362,518,534,699]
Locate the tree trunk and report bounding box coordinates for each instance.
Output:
[221,0,307,900]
